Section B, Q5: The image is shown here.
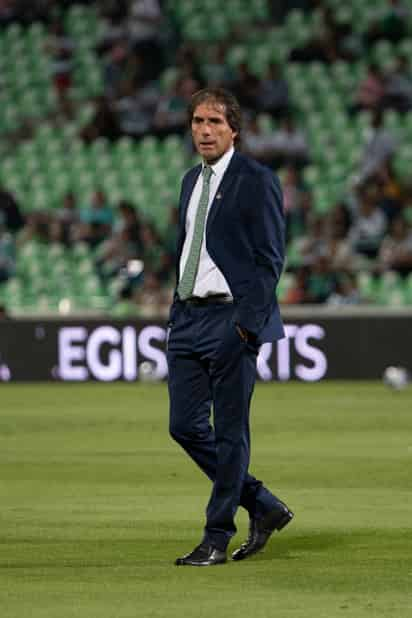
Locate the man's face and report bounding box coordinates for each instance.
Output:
[191,101,237,164]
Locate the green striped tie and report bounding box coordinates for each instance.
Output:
[177,165,213,300]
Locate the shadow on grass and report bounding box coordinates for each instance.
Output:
[249,530,348,562]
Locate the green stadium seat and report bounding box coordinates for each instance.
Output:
[111,300,141,317]
[277,272,296,303]
[404,274,412,304]
[72,241,90,257]
[372,40,397,68]
[159,67,179,92]
[356,272,377,302]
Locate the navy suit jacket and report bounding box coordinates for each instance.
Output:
[170,150,285,343]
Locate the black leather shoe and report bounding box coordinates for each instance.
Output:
[232,502,294,561]
[175,542,227,566]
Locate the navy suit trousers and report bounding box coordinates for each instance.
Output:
[167,300,281,551]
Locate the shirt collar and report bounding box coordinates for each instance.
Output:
[202,146,235,178]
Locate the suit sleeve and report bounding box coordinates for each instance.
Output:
[232,169,285,335]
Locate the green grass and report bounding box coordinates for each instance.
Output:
[0,382,411,618]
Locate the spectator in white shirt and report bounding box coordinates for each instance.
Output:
[348,183,387,259]
[267,116,309,167]
[357,109,398,184]
[378,215,412,275]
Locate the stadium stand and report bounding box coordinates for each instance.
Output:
[1,0,412,316]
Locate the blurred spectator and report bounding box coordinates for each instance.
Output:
[357,109,398,183]
[0,0,15,26]
[382,55,412,112]
[0,186,24,232]
[55,191,79,245]
[174,44,204,86]
[289,5,355,63]
[152,76,198,137]
[295,214,328,265]
[114,200,143,243]
[378,215,412,275]
[81,96,121,142]
[103,42,130,99]
[97,1,128,54]
[46,20,75,105]
[350,64,385,114]
[242,115,273,164]
[373,161,405,222]
[348,184,387,259]
[232,62,260,112]
[17,212,49,247]
[0,303,9,319]
[100,0,129,28]
[49,218,66,245]
[202,42,233,88]
[140,222,159,269]
[133,271,169,317]
[98,0,166,87]
[257,62,290,119]
[96,200,143,278]
[76,190,114,246]
[0,222,15,283]
[128,0,164,81]
[140,221,173,284]
[97,226,141,279]
[365,0,409,45]
[115,82,159,136]
[104,43,147,100]
[324,208,355,271]
[268,115,309,167]
[0,0,58,26]
[156,250,175,286]
[56,191,78,226]
[328,201,352,237]
[327,273,361,305]
[282,166,311,242]
[283,266,309,304]
[305,255,339,303]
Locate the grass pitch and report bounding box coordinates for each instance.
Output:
[0,382,411,618]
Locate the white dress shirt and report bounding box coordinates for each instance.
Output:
[179,146,234,298]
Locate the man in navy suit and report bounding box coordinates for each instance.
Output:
[168,88,293,567]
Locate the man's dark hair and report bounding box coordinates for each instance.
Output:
[188,88,242,145]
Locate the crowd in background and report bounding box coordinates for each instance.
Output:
[0,183,178,312]
[281,161,412,303]
[1,0,412,311]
